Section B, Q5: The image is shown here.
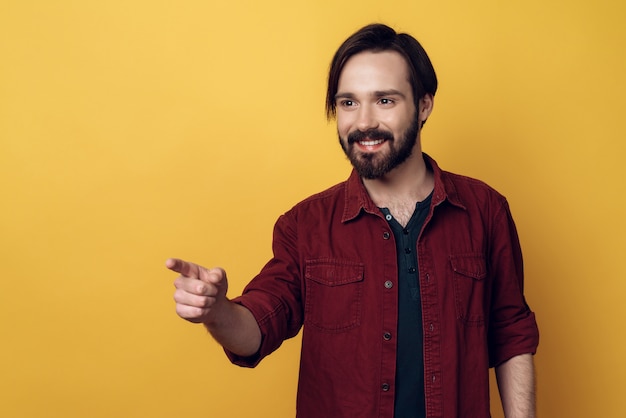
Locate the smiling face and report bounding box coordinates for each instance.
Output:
[335,50,432,179]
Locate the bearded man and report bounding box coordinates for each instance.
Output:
[168,23,539,418]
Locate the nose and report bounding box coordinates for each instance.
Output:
[355,105,379,132]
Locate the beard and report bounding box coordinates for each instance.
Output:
[339,115,420,179]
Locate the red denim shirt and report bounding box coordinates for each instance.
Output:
[227,154,539,418]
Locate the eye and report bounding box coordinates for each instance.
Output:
[339,99,355,107]
[378,98,395,106]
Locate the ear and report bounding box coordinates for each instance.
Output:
[418,94,434,125]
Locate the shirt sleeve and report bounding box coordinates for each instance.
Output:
[487,199,540,367]
[224,211,304,367]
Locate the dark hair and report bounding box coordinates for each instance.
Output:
[326,23,438,120]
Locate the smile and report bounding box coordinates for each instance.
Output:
[358,139,386,146]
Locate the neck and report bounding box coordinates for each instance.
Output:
[362,150,434,208]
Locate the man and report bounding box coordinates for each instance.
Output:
[168,23,539,418]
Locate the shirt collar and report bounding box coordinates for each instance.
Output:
[341,153,465,223]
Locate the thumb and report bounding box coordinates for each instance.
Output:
[199,267,227,285]
[200,267,229,297]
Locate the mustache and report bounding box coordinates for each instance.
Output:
[347,129,394,144]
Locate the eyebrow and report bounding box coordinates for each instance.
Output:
[334,89,406,101]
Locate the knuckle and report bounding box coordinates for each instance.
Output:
[173,288,184,302]
[176,304,206,322]
[199,295,213,308]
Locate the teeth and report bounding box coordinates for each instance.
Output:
[359,139,384,146]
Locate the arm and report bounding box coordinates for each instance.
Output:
[167,258,262,357]
[495,353,536,418]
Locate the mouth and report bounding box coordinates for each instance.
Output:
[344,129,394,153]
[354,137,388,152]
[357,138,385,146]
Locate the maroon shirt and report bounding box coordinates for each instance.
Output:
[227,154,539,418]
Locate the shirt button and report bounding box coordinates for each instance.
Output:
[383,231,390,240]
[404,247,411,254]
[381,383,390,392]
[384,280,393,289]
[385,214,392,221]
[383,332,392,341]
[408,267,416,274]
[403,229,409,235]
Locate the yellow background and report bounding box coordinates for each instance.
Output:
[1,0,624,417]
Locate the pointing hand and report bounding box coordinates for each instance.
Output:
[167,258,229,324]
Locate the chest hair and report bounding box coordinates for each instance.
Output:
[383,200,419,228]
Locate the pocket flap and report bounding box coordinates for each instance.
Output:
[305,259,364,286]
[449,253,487,280]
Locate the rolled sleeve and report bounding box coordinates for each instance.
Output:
[488,200,540,367]
[224,213,304,367]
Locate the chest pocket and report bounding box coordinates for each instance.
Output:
[450,253,488,326]
[304,258,364,333]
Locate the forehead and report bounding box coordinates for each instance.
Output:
[337,50,411,94]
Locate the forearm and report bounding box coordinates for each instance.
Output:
[496,353,536,418]
[203,300,262,357]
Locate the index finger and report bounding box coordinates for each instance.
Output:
[165,258,200,279]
